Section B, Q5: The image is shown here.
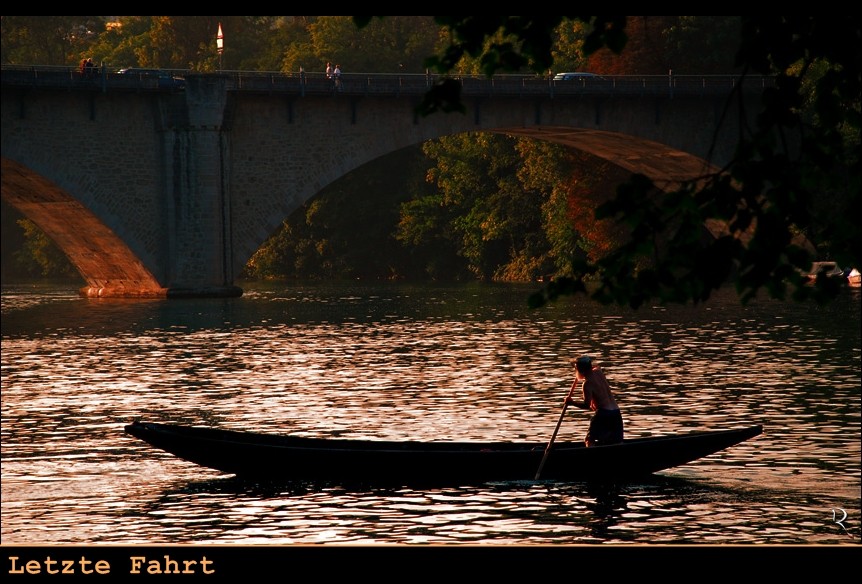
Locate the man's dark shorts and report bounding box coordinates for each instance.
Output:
[586,408,624,446]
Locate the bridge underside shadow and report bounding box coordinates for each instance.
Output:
[496,126,721,190]
[492,126,731,240]
[2,158,167,297]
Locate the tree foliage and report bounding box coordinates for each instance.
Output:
[301,16,440,74]
[1,16,103,66]
[662,16,742,73]
[398,134,599,282]
[366,16,627,114]
[12,219,80,279]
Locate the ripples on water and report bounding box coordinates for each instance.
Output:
[1,281,859,546]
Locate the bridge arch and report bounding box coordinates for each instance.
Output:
[2,159,166,296]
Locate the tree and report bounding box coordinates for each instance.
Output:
[365,16,861,307]
[84,16,292,72]
[301,16,439,74]
[517,142,632,271]
[406,133,558,281]
[586,16,673,75]
[1,16,104,66]
[13,219,79,280]
[663,16,742,73]
[548,19,591,74]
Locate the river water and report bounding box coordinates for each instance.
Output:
[1,281,859,553]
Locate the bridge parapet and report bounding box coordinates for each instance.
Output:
[2,65,772,100]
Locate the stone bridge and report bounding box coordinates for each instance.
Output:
[1,67,768,297]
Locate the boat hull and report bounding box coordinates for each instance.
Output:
[124,421,763,484]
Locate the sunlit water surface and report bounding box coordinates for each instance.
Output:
[2,281,859,545]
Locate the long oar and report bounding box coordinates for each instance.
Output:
[534,380,579,480]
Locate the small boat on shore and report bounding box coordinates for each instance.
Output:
[805,261,844,280]
[801,261,861,288]
[124,421,763,485]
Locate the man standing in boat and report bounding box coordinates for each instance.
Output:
[567,356,624,446]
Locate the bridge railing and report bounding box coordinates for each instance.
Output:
[0,64,188,92]
[226,71,436,97]
[0,65,101,89]
[2,65,774,99]
[225,71,773,98]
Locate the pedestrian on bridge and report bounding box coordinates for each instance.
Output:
[333,64,342,91]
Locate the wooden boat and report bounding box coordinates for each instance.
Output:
[805,260,844,280]
[124,421,763,484]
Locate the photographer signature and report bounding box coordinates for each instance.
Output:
[832,508,847,532]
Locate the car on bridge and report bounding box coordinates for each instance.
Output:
[117,68,185,89]
[553,72,603,81]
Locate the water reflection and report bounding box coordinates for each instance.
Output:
[1,282,859,544]
[72,471,856,545]
[120,477,628,545]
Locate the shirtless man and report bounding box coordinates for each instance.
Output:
[566,356,624,446]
